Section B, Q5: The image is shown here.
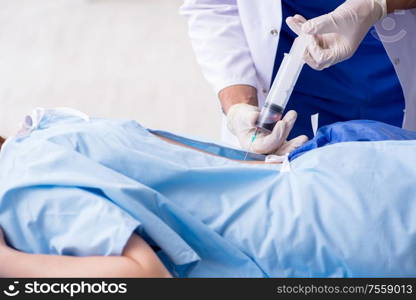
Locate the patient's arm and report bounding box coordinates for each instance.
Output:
[0,229,171,278]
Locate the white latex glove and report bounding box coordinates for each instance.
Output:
[286,0,387,70]
[227,103,308,155]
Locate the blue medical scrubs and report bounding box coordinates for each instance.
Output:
[274,0,405,139]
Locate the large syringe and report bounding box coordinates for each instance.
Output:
[243,35,310,160]
[255,35,310,133]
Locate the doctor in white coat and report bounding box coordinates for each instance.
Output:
[181,0,416,153]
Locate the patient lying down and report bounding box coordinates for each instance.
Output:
[0,109,281,278]
[1,108,416,278]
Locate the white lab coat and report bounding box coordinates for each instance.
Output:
[181,0,416,145]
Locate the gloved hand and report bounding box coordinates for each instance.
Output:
[226,103,308,155]
[286,0,387,70]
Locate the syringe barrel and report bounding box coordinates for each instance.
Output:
[255,102,284,132]
[256,35,309,132]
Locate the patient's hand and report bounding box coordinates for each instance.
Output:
[0,228,5,248]
[0,228,11,255]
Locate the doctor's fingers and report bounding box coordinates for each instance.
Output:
[304,50,325,70]
[286,15,332,70]
[304,39,337,70]
[286,14,307,36]
[270,110,298,145]
[253,121,287,154]
[299,34,326,70]
[280,110,298,141]
[274,135,309,156]
[302,11,344,35]
[255,110,297,153]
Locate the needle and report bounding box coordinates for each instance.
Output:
[243,129,259,161]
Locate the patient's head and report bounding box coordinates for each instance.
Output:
[0,136,5,149]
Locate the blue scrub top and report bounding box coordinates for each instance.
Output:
[275,0,405,139]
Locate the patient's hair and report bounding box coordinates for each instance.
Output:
[0,136,5,148]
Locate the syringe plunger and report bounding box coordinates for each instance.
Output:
[256,35,309,132]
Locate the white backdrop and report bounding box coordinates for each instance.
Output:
[0,0,222,140]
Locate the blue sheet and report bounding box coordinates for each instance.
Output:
[290,120,416,160]
[1,109,416,277]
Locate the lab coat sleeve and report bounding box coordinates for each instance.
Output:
[180,0,258,95]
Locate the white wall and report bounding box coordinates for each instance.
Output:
[0,0,222,140]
